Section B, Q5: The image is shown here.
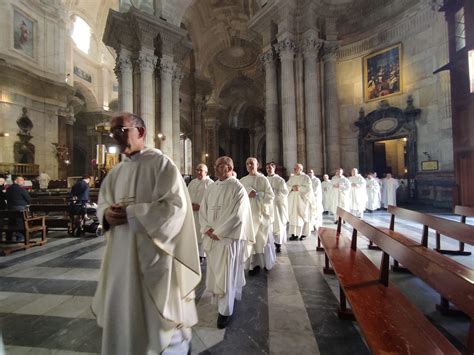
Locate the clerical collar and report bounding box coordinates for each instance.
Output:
[123,147,148,162]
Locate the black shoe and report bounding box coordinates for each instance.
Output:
[248,265,261,276]
[299,235,306,241]
[217,313,230,329]
[275,243,281,253]
[289,235,298,241]
[334,221,338,224]
[200,256,206,265]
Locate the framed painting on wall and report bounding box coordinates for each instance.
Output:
[363,44,402,102]
[13,10,34,57]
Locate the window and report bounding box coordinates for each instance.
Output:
[454,7,466,52]
[71,16,91,54]
[469,50,474,93]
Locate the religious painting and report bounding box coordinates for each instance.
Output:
[13,10,34,57]
[363,44,402,102]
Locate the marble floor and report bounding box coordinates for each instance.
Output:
[0,209,472,354]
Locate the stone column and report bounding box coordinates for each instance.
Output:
[303,36,324,174]
[260,49,280,164]
[159,55,174,157]
[276,38,298,174]
[204,104,220,173]
[323,41,341,173]
[172,67,184,169]
[114,48,133,112]
[137,49,157,147]
[193,96,206,167]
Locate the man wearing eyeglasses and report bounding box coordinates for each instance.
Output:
[93,112,201,355]
[187,163,213,264]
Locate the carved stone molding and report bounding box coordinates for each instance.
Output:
[259,50,276,67]
[275,38,296,61]
[322,41,340,61]
[172,66,185,83]
[303,37,323,58]
[136,52,158,72]
[114,52,133,76]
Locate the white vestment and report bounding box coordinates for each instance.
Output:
[267,174,288,245]
[93,148,201,355]
[309,176,324,232]
[38,173,51,189]
[329,175,351,219]
[382,177,399,207]
[199,176,255,316]
[287,174,312,236]
[366,178,381,210]
[187,176,213,257]
[240,174,276,270]
[349,174,368,217]
[321,180,332,212]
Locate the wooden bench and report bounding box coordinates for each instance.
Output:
[29,204,71,231]
[0,209,47,256]
[445,205,474,256]
[319,207,467,354]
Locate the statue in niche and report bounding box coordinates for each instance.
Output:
[13,108,35,164]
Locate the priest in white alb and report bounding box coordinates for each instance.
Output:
[287,163,312,240]
[199,156,255,329]
[321,174,332,214]
[307,169,324,233]
[187,163,213,263]
[329,168,351,223]
[366,172,381,212]
[349,168,367,218]
[240,157,276,274]
[266,162,288,254]
[382,173,399,208]
[93,112,201,355]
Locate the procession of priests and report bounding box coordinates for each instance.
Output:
[94,111,402,352]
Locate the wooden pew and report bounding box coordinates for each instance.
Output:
[318,208,464,354]
[439,205,474,256]
[0,210,47,256]
[29,204,71,231]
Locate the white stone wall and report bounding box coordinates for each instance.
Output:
[336,3,453,174]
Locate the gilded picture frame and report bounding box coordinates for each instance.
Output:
[421,160,439,171]
[363,44,402,102]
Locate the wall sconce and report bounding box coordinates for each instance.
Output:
[205,153,209,158]
[0,132,10,137]
[157,133,166,140]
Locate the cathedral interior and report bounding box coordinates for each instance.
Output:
[0,0,473,354]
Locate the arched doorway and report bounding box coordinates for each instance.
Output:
[355,97,421,198]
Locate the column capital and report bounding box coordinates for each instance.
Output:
[136,51,158,72]
[114,50,133,76]
[322,41,340,61]
[259,50,276,67]
[172,66,185,83]
[303,37,323,58]
[159,56,175,75]
[275,38,296,61]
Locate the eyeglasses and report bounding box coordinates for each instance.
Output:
[109,126,137,138]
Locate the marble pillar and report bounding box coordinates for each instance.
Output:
[137,49,157,147]
[276,38,298,174]
[260,49,280,164]
[172,67,184,170]
[114,48,133,112]
[323,41,341,173]
[303,37,324,174]
[159,55,174,157]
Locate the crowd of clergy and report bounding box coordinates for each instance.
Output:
[187,158,400,329]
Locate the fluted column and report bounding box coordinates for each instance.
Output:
[260,49,280,164]
[114,48,133,112]
[323,41,341,173]
[172,67,184,170]
[303,36,324,174]
[276,38,298,174]
[159,55,174,157]
[137,49,157,147]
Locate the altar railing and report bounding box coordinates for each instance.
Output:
[0,163,40,177]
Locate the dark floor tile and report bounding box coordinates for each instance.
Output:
[0,276,97,296]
